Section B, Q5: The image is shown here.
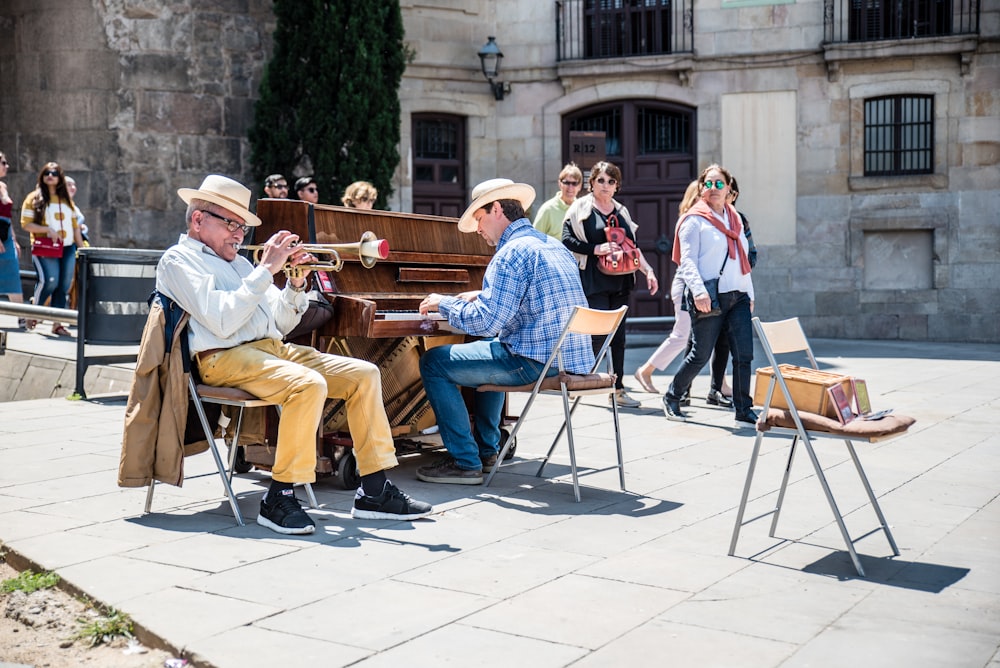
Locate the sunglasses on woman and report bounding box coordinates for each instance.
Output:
[703,179,726,190]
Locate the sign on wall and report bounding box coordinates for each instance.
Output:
[568,131,606,169]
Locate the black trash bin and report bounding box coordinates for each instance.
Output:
[75,247,164,398]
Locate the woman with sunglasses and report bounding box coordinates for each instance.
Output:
[341,180,378,209]
[533,163,583,240]
[0,152,28,328]
[661,164,756,427]
[562,161,659,408]
[19,162,85,337]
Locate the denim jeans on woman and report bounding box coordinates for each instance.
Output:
[31,244,77,309]
[419,339,558,471]
[666,290,754,414]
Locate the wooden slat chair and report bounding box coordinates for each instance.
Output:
[729,317,914,576]
[479,305,628,502]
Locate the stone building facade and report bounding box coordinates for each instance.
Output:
[0,0,996,342]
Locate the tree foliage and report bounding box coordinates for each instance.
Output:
[249,0,407,208]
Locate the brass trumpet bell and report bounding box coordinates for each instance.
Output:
[239,231,389,279]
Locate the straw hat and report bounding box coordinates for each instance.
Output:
[177,174,261,227]
[457,178,535,233]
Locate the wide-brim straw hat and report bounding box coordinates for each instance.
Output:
[177,174,261,227]
[457,178,536,233]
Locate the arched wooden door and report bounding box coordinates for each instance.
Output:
[564,101,696,328]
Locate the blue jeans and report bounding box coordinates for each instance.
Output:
[419,339,556,471]
[667,291,754,413]
[31,244,77,309]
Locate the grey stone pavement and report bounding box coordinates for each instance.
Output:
[1,313,999,668]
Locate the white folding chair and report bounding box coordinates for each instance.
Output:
[729,317,913,576]
[144,372,318,526]
[480,305,628,502]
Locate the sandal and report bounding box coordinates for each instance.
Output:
[51,324,72,337]
[23,318,37,331]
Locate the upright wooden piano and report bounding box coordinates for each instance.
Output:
[247,198,496,485]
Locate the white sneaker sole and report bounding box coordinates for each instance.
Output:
[351,507,434,520]
[415,471,483,485]
[256,514,316,535]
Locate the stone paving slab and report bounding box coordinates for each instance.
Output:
[1,329,999,667]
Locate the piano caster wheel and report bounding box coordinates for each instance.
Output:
[230,445,253,474]
[499,427,517,461]
[338,450,360,490]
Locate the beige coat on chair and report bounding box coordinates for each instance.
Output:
[118,299,207,488]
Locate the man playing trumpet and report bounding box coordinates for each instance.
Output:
[157,175,432,534]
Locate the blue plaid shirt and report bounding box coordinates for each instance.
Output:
[439,218,595,374]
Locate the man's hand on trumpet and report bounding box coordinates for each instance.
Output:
[258,231,315,288]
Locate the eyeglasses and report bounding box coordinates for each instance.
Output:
[560,180,580,187]
[43,170,59,177]
[0,160,8,166]
[200,209,250,235]
[271,183,288,190]
[594,177,617,186]
[304,186,318,193]
[703,180,727,190]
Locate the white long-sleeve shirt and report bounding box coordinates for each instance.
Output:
[156,233,308,357]
[674,209,754,301]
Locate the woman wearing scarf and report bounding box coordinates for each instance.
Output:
[661,164,756,426]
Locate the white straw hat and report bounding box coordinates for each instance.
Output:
[457,178,536,233]
[177,174,261,227]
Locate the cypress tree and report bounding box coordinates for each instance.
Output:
[249,0,407,208]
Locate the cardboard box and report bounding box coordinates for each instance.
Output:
[753,364,855,418]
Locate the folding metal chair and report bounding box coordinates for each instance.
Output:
[729,317,913,576]
[480,305,628,502]
[144,364,317,526]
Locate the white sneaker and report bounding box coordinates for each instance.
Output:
[610,389,641,408]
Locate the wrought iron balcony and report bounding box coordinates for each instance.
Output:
[824,0,980,43]
[557,0,694,62]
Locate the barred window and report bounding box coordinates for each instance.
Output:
[864,95,933,176]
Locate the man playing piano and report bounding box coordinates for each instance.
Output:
[158,175,433,534]
[417,178,595,485]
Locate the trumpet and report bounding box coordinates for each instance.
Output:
[238,231,390,279]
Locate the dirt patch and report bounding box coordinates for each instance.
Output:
[0,560,180,667]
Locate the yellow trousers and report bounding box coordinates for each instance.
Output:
[197,339,398,483]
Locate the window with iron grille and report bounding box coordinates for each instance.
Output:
[413,115,463,185]
[568,107,622,156]
[637,107,690,154]
[864,95,933,176]
[848,0,953,41]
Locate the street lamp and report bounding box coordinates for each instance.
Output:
[477,36,510,101]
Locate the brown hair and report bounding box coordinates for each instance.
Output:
[32,162,73,221]
[341,180,378,207]
[588,161,623,193]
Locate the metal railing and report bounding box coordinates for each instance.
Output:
[824,0,980,43]
[557,0,694,62]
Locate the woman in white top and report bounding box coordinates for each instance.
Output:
[20,162,85,337]
[661,164,756,426]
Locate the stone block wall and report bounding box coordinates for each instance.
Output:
[0,0,276,252]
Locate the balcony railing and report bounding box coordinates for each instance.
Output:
[557,0,694,62]
[824,0,980,43]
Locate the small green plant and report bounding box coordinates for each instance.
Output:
[74,605,134,647]
[1,569,60,594]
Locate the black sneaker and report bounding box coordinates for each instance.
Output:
[352,481,433,520]
[257,489,315,535]
[663,395,688,422]
[735,409,759,428]
[416,457,483,485]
